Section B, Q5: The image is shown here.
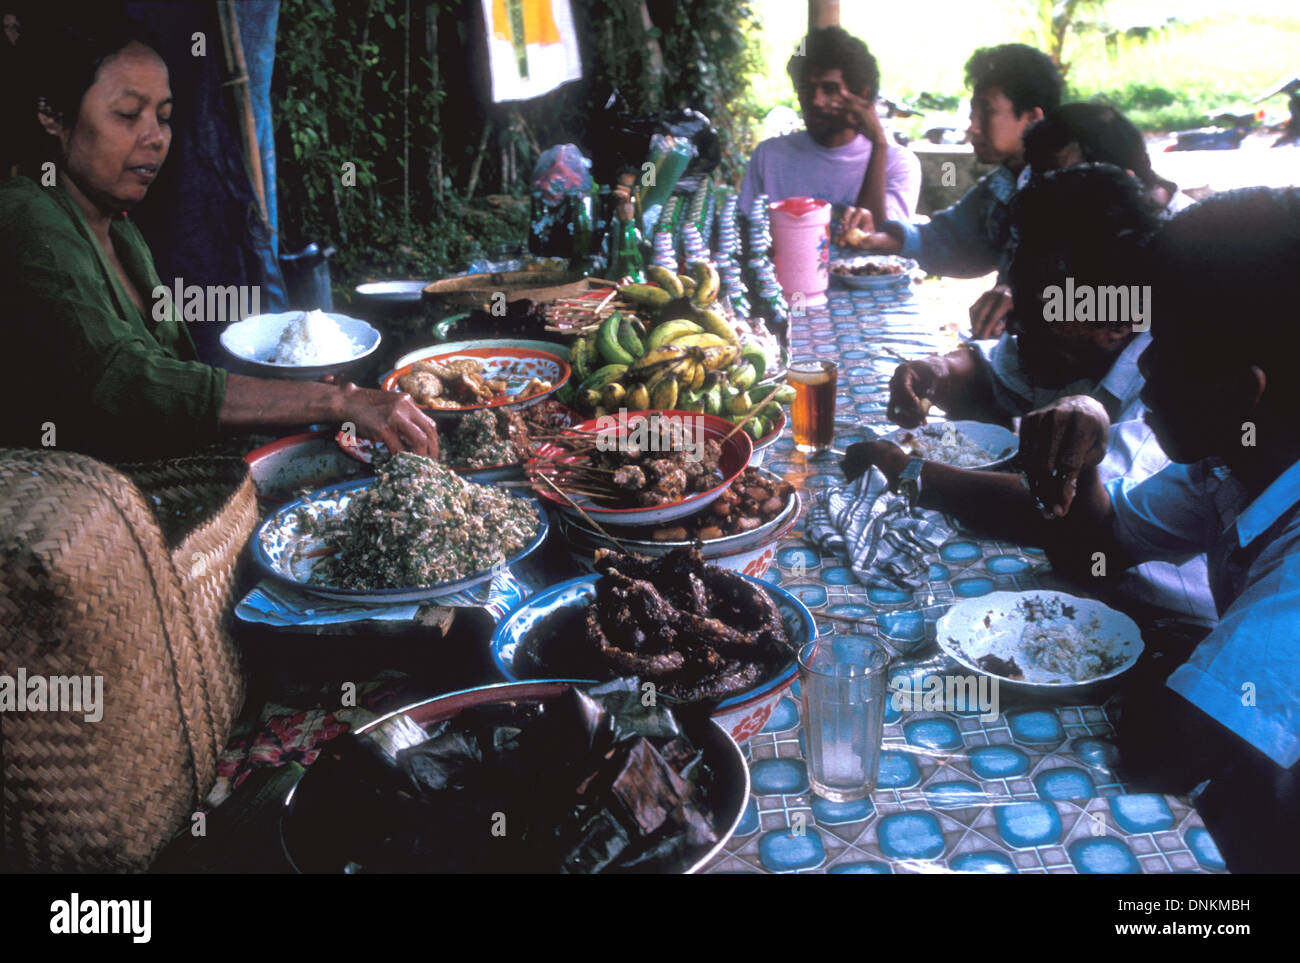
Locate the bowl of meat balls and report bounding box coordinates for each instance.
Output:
[490,547,816,744]
[381,346,569,420]
[555,468,800,579]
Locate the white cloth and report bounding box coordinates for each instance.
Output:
[481,0,582,103]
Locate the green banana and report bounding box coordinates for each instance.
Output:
[645,264,685,299]
[597,312,635,366]
[577,363,629,396]
[729,390,751,415]
[569,336,592,382]
[740,342,768,380]
[619,283,674,309]
[704,384,723,416]
[645,319,703,351]
[616,313,645,358]
[770,383,797,404]
[729,361,757,390]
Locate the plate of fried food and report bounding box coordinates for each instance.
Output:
[526,410,752,526]
[828,254,917,289]
[381,346,569,419]
[337,399,581,481]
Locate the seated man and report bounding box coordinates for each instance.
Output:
[839,43,1062,281]
[970,102,1198,338]
[1013,188,1300,872]
[843,164,1215,625]
[738,26,920,228]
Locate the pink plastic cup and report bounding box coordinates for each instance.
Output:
[769,196,831,309]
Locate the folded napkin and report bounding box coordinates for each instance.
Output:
[236,564,537,628]
[806,467,953,590]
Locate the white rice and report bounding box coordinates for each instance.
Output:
[271,309,359,365]
[896,425,996,468]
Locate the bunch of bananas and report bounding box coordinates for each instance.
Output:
[566,260,796,438]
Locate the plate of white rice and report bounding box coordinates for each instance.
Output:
[221,310,381,379]
[882,420,1018,470]
[937,590,1143,688]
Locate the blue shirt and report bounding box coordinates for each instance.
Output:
[1107,459,1300,767]
[888,165,1018,279]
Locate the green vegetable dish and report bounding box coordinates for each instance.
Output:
[308,452,539,589]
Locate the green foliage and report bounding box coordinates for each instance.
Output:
[273,0,765,287]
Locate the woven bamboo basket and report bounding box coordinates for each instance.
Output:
[0,449,254,871]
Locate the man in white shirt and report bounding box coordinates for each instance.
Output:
[738,26,920,227]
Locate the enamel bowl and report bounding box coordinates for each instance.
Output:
[489,573,815,743]
[221,311,381,380]
[381,346,570,420]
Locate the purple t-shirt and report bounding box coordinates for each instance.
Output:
[738,130,921,221]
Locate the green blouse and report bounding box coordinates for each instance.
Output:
[0,176,227,458]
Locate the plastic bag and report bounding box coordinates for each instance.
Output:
[531,143,593,206]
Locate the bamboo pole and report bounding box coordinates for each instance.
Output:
[215,1,268,225]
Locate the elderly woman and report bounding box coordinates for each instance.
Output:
[0,18,437,459]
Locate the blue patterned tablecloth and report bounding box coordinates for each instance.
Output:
[703,281,1226,875]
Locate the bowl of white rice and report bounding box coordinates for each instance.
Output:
[221,310,381,380]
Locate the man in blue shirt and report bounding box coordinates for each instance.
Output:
[840,43,1063,288]
[1014,188,1300,871]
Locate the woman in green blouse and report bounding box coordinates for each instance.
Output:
[0,19,438,460]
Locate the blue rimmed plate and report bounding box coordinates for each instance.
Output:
[252,477,548,604]
[489,572,815,742]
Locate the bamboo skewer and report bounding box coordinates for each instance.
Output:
[532,471,630,552]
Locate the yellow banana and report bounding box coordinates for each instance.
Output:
[697,343,740,371]
[688,260,719,306]
[601,382,626,409]
[645,265,685,299]
[650,373,678,410]
[645,319,704,351]
[688,360,706,391]
[677,274,697,297]
[696,307,739,345]
[632,343,690,370]
[625,383,650,410]
[668,332,730,350]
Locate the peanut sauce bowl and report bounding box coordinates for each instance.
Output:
[489,573,814,743]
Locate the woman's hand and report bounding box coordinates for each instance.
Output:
[338,382,439,458]
[1018,396,1110,518]
[841,439,910,484]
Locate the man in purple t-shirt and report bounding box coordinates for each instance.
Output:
[739,27,920,227]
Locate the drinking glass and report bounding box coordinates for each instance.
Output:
[787,358,838,453]
[798,637,889,801]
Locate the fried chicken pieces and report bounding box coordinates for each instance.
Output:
[396,358,551,409]
[539,548,794,704]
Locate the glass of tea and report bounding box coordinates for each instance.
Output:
[787,358,838,453]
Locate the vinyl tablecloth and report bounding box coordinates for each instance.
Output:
[701,280,1226,875]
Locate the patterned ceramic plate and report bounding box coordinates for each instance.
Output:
[381,347,570,418]
[937,590,1144,687]
[251,478,549,604]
